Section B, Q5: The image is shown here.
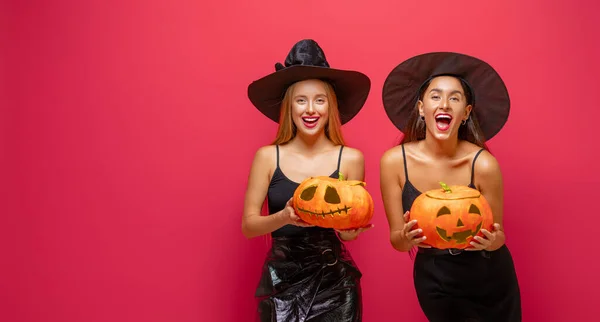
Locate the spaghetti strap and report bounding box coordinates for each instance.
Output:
[470,148,485,187]
[336,146,344,172]
[401,144,409,181]
[276,145,280,168]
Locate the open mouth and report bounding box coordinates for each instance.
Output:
[302,116,320,128]
[434,114,452,131]
[436,222,482,244]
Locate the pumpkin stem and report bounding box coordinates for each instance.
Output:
[339,172,345,181]
[439,181,452,193]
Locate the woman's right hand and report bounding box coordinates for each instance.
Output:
[280,198,314,227]
[402,211,431,248]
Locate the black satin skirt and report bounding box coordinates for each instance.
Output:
[255,230,363,322]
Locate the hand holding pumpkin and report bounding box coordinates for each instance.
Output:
[466,223,504,251]
[281,198,314,228]
[402,211,431,248]
[335,224,374,241]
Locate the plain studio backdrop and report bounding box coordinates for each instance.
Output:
[3,0,599,321]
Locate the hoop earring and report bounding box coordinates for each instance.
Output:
[420,115,425,121]
[462,115,471,125]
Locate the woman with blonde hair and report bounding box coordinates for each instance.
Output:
[243,39,373,321]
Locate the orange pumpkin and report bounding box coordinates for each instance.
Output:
[292,174,374,230]
[409,182,493,249]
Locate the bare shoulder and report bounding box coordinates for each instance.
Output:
[340,146,364,166]
[255,145,277,161]
[380,144,405,167]
[474,149,502,181]
[251,145,277,176]
[254,145,276,162]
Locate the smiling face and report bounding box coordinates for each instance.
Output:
[418,76,473,141]
[290,79,331,137]
[272,78,346,146]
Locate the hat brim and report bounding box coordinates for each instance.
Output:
[382,52,510,140]
[248,65,371,125]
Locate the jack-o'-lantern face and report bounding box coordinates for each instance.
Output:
[434,203,483,244]
[292,174,374,230]
[409,182,493,249]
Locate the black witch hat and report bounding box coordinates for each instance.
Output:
[382,52,510,140]
[248,39,371,124]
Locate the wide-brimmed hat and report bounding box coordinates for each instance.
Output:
[382,52,510,140]
[248,39,371,124]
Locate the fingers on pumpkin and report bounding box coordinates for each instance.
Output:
[467,235,491,250]
[473,236,490,244]
[406,228,423,239]
[479,229,495,240]
[414,236,427,243]
[468,242,486,250]
[404,220,419,236]
[403,211,410,222]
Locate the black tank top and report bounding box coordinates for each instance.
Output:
[268,145,344,238]
[401,144,485,257]
[401,144,485,212]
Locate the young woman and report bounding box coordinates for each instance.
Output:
[380,52,522,321]
[243,39,373,322]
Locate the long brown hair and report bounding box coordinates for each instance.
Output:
[400,75,488,149]
[272,80,345,146]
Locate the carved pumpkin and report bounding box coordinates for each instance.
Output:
[292,174,374,230]
[409,182,493,249]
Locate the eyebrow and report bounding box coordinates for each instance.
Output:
[429,88,464,96]
[294,93,327,99]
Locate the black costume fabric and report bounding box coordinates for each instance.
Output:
[401,145,522,321]
[413,245,521,322]
[255,231,362,322]
[254,146,362,321]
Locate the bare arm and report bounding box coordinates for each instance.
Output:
[241,146,290,239]
[343,147,365,182]
[380,148,413,252]
[473,151,506,251]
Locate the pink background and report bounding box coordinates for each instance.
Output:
[4,0,599,321]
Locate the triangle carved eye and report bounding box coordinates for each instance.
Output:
[437,206,451,217]
[469,204,481,215]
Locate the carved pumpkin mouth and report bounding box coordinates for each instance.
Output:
[436,222,482,244]
[297,206,352,218]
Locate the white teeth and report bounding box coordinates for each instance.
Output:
[435,114,452,120]
[303,117,318,122]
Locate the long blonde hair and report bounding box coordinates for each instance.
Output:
[272,80,345,145]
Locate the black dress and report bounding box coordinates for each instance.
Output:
[401,144,522,322]
[254,145,363,322]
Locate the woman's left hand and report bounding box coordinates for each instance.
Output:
[466,223,505,251]
[335,224,374,241]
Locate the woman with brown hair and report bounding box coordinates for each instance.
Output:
[380,52,521,321]
[243,39,373,321]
